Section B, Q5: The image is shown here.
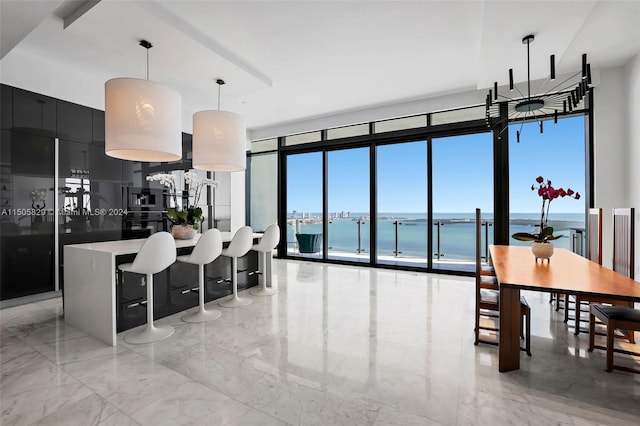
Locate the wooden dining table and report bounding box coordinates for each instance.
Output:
[489,245,640,372]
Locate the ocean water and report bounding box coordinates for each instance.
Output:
[287,212,585,260]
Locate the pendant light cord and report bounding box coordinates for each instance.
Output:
[215,79,225,110]
[526,39,531,100]
[139,40,153,81]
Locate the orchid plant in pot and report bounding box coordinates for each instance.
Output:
[146,171,218,239]
[512,176,580,260]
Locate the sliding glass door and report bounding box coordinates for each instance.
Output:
[431,133,493,272]
[327,147,370,263]
[286,152,323,258]
[376,141,428,267]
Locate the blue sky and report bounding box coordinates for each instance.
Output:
[286,115,585,214]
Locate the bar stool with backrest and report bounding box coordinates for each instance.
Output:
[178,228,223,323]
[249,224,280,296]
[120,231,176,344]
[473,208,531,355]
[588,207,639,373]
[218,226,254,308]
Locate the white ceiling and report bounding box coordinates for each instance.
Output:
[1,0,639,134]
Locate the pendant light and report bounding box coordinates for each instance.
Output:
[485,34,591,143]
[105,40,182,162]
[192,79,246,172]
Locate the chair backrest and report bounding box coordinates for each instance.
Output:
[587,208,602,265]
[188,228,222,265]
[475,208,482,281]
[613,207,635,279]
[225,226,254,258]
[254,224,280,252]
[129,231,176,275]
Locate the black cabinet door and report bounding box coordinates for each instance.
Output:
[12,88,56,135]
[1,85,13,130]
[1,131,56,300]
[92,109,105,145]
[89,143,121,182]
[57,100,92,143]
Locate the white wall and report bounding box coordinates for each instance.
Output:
[625,53,640,278]
[229,171,246,231]
[593,66,629,269]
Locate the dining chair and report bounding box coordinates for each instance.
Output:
[577,208,635,338]
[588,207,639,373]
[218,226,254,308]
[249,224,280,296]
[120,231,176,344]
[563,208,602,329]
[473,209,531,355]
[178,228,223,323]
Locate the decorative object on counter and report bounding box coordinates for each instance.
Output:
[192,79,246,172]
[105,39,182,162]
[512,176,581,262]
[146,171,218,239]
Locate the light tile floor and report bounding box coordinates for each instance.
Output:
[1,259,639,425]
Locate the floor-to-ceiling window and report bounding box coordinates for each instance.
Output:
[509,115,586,253]
[377,141,428,267]
[281,129,494,272]
[432,132,493,272]
[256,104,590,275]
[327,147,370,263]
[286,152,323,258]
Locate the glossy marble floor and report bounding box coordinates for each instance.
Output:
[1,259,639,426]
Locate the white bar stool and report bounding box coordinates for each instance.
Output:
[178,228,223,323]
[120,232,176,344]
[249,224,279,296]
[218,226,253,308]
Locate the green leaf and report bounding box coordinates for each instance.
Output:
[166,208,179,222]
[546,234,564,241]
[541,226,554,237]
[511,232,539,242]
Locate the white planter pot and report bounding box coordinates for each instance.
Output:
[531,241,554,262]
[171,224,196,240]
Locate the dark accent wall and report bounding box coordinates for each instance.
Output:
[0,84,194,301]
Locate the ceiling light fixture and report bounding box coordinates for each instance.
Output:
[192,79,246,172]
[105,40,182,161]
[485,34,592,143]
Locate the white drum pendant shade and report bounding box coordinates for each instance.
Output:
[193,110,246,171]
[105,78,182,162]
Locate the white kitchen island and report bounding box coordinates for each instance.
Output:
[64,232,266,346]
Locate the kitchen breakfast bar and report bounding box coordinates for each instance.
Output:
[63,232,266,346]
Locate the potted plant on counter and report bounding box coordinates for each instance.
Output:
[146,171,218,239]
[512,176,580,261]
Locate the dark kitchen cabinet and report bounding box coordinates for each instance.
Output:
[57,100,92,143]
[12,88,56,135]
